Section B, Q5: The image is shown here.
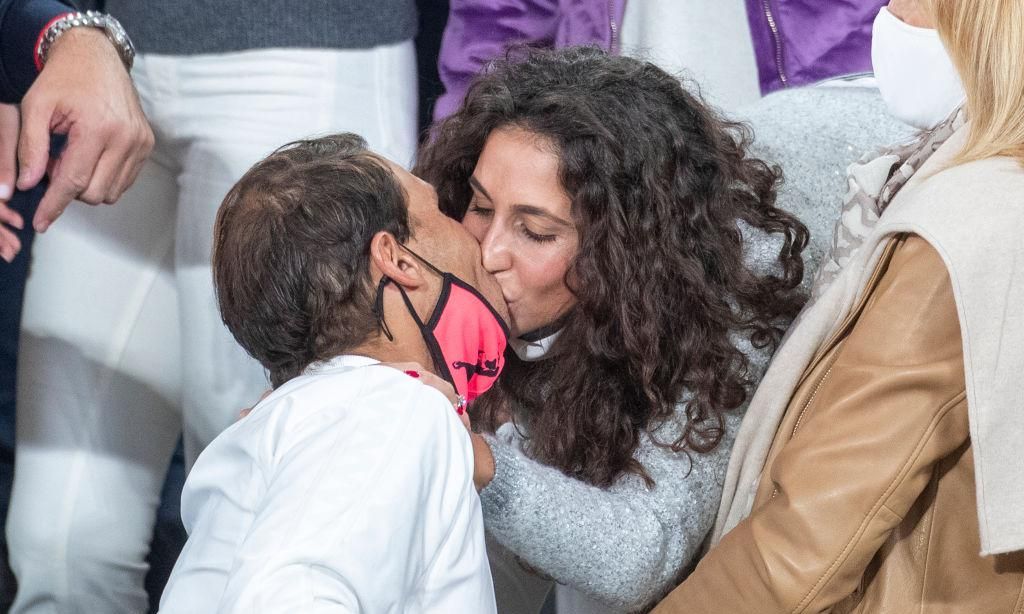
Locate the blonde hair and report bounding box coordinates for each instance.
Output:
[932,0,1024,164]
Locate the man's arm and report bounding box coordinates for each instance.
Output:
[0,0,68,259]
[0,0,153,262]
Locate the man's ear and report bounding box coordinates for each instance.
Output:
[368,231,427,290]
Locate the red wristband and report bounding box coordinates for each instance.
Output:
[34,12,74,72]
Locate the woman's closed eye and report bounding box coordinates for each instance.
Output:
[467,196,560,243]
[518,222,557,243]
[467,201,493,217]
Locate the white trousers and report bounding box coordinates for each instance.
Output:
[8,43,417,613]
[619,0,760,115]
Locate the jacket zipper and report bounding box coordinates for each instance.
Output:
[768,240,902,500]
[791,364,835,440]
[804,239,901,373]
[770,362,836,500]
[608,0,619,52]
[762,0,788,87]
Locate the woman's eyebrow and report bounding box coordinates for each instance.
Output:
[470,175,573,228]
[469,176,492,200]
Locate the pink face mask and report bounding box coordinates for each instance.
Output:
[375,247,509,402]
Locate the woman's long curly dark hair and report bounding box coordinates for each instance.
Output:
[415,47,809,488]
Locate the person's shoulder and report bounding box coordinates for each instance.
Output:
[337,365,460,430]
[902,156,1024,230]
[741,86,912,163]
[243,365,468,482]
[227,365,399,453]
[926,156,1024,198]
[273,363,463,444]
[259,363,424,416]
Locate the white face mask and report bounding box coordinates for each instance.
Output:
[509,329,561,362]
[871,6,966,130]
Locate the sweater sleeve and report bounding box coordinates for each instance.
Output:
[0,0,75,103]
[479,408,738,612]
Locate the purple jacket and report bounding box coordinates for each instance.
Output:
[433,0,626,122]
[435,0,886,121]
[746,0,887,95]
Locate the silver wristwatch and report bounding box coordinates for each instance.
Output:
[37,11,135,71]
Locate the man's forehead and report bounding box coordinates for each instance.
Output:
[390,168,439,217]
[380,158,418,188]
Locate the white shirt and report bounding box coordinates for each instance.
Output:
[159,355,496,613]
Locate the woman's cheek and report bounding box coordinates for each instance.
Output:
[526,248,576,311]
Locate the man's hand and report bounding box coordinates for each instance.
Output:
[16,26,153,232]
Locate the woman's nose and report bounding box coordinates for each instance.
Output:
[480,226,513,274]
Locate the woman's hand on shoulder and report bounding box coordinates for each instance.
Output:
[383,362,496,490]
[237,389,274,421]
[383,362,469,430]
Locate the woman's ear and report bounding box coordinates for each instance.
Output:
[369,231,426,290]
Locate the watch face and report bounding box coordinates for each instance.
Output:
[106,19,134,53]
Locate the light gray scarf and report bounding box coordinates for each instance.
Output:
[808,109,965,299]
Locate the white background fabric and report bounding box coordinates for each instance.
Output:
[620,0,760,115]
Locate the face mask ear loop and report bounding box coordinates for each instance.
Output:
[373,276,395,342]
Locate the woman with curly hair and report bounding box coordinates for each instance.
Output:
[415,46,808,612]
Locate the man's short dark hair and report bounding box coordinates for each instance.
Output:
[213,133,410,387]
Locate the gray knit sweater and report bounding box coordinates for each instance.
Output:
[103,1,417,55]
[738,83,913,275]
[480,335,769,613]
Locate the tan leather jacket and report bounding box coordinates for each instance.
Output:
[654,235,1024,613]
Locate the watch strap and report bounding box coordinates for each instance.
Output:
[36,11,135,72]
